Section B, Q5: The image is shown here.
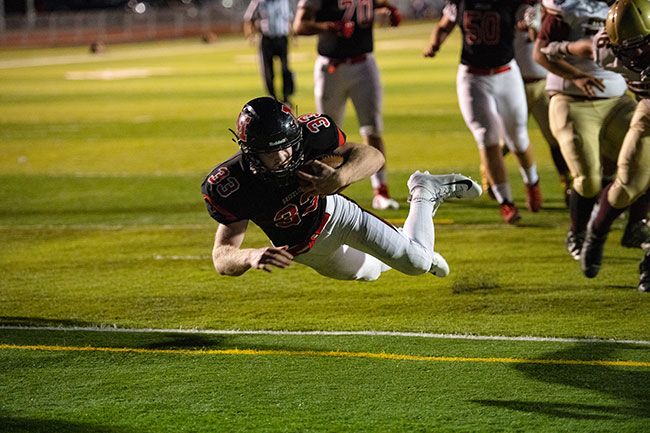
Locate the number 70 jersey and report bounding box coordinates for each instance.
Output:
[201,113,345,249]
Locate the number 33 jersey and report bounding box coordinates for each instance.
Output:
[201,113,346,248]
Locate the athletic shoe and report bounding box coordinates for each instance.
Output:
[407,171,482,202]
[429,251,449,278]
[372,184,399,210]
[372,194,399,210]
[525,182,542,212]
[566,230,585,261]
[621,219,650,248]
[639,249,650,292]
[580,229,608,278]
[499,202,521,224]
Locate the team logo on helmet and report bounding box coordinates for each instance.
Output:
[231,97,305,185]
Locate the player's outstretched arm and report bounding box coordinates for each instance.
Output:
[212,220,294,276]
[535,38,605,97]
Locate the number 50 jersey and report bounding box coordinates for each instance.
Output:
[201,113,345,249]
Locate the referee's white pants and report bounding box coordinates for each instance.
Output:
[294,195,434,281]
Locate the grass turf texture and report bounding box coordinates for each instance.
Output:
[1,22,649,432]
[2,329,650,433]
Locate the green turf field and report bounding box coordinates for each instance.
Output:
[1,22,649,433]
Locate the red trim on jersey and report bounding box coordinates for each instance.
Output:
[203,194,238,222]
[337,128,346,147]
[287,212,331,256]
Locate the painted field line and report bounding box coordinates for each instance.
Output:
[1,344,649,368]
[2,325,650,346]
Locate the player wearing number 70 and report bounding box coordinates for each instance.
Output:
[201,97,481,280]
[292,0,402,211]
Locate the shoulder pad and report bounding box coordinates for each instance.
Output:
[543,0,609,21]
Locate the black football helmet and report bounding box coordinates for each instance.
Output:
[232,97,304,184]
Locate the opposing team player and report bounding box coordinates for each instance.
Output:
[201,97,481,281]
[542,0,650,290]
[292,0,402,211]
[514,1,572,205]
[424,0,543,224]
[534,0,637,261]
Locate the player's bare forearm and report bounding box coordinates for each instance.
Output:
[335,143,385,186]
[424,16,454,57]
[212,244,254,276]
[212,221,293,276]
[293,7,333,35]
[535,39,605,96]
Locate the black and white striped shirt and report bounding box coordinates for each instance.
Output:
[244,0,294,37]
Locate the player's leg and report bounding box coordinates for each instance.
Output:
[527,79,571,204]
[314,55,347,126]
[295,186,478,281]
[293,195,427,280]
[549,94,603,259]
[582,100,650,277]
[456,66,519,223]
[495,63,542,213]
[259,36,277,98]
[348,56,398,210]
[339,172,482,278]
[277,36,294,103]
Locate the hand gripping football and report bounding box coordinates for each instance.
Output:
[299,154,344,176]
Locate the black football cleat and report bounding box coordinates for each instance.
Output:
[621,219,650,248]
[566,230,585,261]
[580,229,608,278]
[639,249,650,293]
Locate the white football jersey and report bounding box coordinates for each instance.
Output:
[542,0,627,97]
[541,0,609,39]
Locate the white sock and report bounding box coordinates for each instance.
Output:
[403,197,436,256]
[491,182,513,204]
[371,169,387,190]
[519,164,539,185]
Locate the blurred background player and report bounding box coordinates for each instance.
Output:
[292,0,402,210]
[202,97,482,281]
[545,0,650,289]
[534,0,636,260]
[515,1,572,205]
[424,0,543,224]
[244,0,296,106]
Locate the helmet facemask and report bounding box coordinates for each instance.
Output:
[239,131,304,185]
[231,97,305,186]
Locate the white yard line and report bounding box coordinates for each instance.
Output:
[2,325,649,346]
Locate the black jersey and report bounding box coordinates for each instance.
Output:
[310,0,376,58]
[202,113,346,249]
[450,0,530,68]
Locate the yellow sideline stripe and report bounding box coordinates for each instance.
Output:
[1,344,650,368]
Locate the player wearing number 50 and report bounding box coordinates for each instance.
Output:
[201,97,481,280]
[424,0,542,225]
[292,0,402,211]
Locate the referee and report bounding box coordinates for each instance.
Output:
[244,0,296,106]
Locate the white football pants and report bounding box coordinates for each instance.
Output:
[294,194,435,281]
[313,54,383,137]
[456,59,530,152]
